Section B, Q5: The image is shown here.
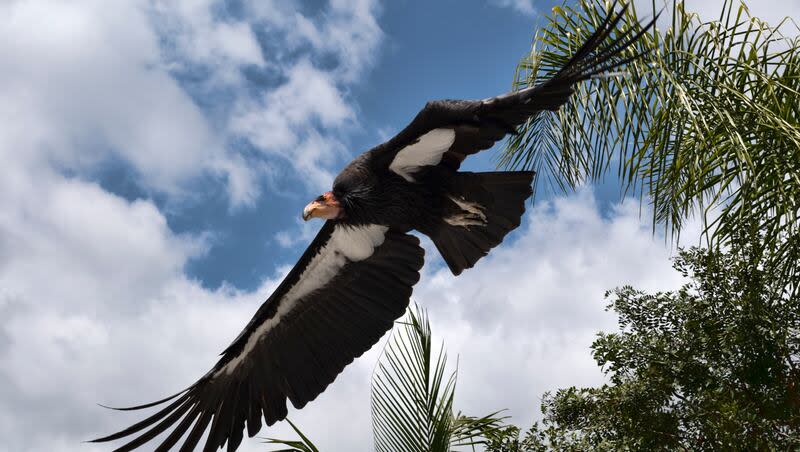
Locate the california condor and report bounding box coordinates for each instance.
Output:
[93,5,653,451]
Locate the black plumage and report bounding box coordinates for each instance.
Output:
[93,5,654,451]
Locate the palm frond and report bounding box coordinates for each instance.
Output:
[449,411,510,448]
[502,0,800,287]
[371,305,508,451]
[371,306,456,452]
[262,418,319,452]
[266,307,509,452]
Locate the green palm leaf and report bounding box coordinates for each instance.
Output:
[263,418,320,452]
[371,305,507,452]
[502,0,800,287]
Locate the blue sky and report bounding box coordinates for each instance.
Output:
[1,0,796,451]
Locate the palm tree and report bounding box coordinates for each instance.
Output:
[502,0,800,288]
[266,305,506,451]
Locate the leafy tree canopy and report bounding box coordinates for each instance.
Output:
[488,227,800,451]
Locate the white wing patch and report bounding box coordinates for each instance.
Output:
[217,224,388,376]
[389,128,456,182]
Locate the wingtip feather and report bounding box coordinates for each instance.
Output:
[97,388,191,412]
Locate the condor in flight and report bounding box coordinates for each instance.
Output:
[94,5,652,451]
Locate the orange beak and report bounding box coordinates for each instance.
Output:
[303,191,343,221]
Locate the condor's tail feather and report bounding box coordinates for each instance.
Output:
[430,171,534,276]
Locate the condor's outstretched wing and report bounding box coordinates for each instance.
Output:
[368,2,654,183]
[92,222,424,452]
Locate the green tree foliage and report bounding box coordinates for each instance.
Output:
[503,0,800,286]
[486,229,800,451]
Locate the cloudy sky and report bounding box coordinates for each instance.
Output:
[1,0,797,451]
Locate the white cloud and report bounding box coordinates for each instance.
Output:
[230,59,355,178]
[151,0,265,69]
[489,0,537,16]
[212,154,264,208]
[0,0,383,209]
[228,0,384,194]
[245,0,382,81]
[0,0,227,196]
[0,187,696,451]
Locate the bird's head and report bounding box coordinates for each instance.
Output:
[303,191,344,221]
[304,160,373,222]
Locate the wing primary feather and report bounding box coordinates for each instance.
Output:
[203,386,233,452]
[90,392,193,443]
[572,15,660,82]
[179,407,215,452]
[111,399,195,452]
[97,387,191,411]
[153,402,205,452]
[544,3,656,91]
[283,333,323,408]
[246,380,263,437]
[581,15,651,69]
[260,354,289,425]
[225,380,248,452]
[249,351,280,425]
[516,6,656,109]
[555,1,622,76]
